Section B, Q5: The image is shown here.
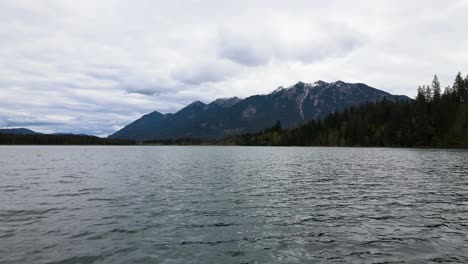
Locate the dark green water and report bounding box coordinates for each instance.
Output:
[1,146,468,263]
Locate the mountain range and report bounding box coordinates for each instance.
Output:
[109,80,410,141]
[0,129,88,137]
[0,128,38,135]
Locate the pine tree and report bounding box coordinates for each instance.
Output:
[274,120,282,132]
[465,74,468,104]
[443,86,451,97]
[424,85,432,102]
[417,86,426,102]
[432,74,441,101]
[454,72,464,102]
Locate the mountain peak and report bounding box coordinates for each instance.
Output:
[148,110,164,116]
[314,80,327,85]
[271,81,326,94]
[176,100,207,115]
[188,100,205,106]
[331,80,348,86]
[210,97,242,108]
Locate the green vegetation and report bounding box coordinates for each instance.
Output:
[0,133,135,145]
[3,73,467,147]
[228,73,468,148]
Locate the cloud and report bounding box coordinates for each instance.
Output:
[217,30,269,66]
[0,111,72,130]
[217,21,366,66]
[171,60,240,85]
[0,0,467,135]
[3,120,62,127]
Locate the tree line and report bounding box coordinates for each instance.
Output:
[0,133,136,145]
[227,72,468,148]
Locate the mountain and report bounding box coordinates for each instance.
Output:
[0,128,38,135]
[109,81,411,141]
[0,128,89,136]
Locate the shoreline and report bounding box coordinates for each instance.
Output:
[1,144,467,150]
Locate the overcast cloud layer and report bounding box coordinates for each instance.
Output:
[1,0,467,135]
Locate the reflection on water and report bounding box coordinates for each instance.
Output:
[1,146,468,263]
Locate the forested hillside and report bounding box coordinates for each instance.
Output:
[228,73,468,148]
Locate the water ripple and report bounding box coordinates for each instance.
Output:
[1,146,468,263]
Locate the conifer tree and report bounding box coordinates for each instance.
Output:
[462,74,468,103]
[274,120,282,132]
[416,86,425,102]
[443,86,451,97]
[424,85,432,102]
[454,72,464,102]
[432,74,441,101]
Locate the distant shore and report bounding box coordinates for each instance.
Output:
[0,133,135,145]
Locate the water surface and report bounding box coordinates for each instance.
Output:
[1,146,468,263]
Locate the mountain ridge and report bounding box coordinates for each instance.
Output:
[109,80,411,141]
[0,128,39,135]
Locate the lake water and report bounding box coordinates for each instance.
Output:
[1,146,468,263]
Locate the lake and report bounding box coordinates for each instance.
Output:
[1,146,468,263]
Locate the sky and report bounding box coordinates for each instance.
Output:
[1,0,467,136]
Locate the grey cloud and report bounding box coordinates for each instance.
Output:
[84,67,174,96]
[217,31,269,66]
[0,113,69,128]
[295,34,365,63]
[171,61,240,85]
[217,22,366,66]
[125,86,169,96]
[3,120,62,127]
[172,68,227,85]
[121,80,176,96]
